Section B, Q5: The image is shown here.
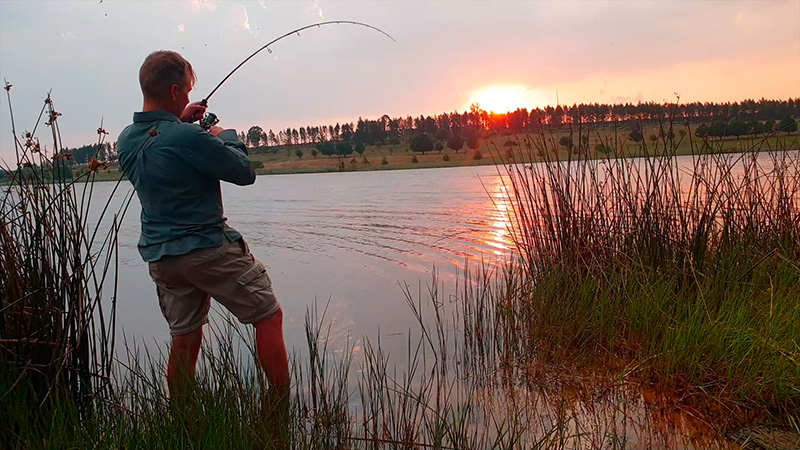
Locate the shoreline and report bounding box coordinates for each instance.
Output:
[11,133,796,184]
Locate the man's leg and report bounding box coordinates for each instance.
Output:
[255,308,290,448]
[185,239,289,388]
[182,238,291,442]
[254,308,290,389]
[167,326,203,398]
[149,258,212,399]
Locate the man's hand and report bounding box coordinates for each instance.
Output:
[208,125,225,136]
[181,102,207,123]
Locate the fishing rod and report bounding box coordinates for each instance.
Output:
[192,20,395,130]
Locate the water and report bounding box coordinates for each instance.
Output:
[109,164,515,352]
[51,150,800,352]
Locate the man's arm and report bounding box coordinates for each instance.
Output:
[183,126,256,186]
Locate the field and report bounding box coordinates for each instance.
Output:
[250,125,800,174]
[67,125,800,181]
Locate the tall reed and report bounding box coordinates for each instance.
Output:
[1,85,129,426]
[490,111,799,410]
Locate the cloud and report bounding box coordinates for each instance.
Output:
[307,0,324,21]
[60,31,77,39]
[178,23,185,32]
[735,12,744,24]
[231,4,251,32]
[191,0,217,13]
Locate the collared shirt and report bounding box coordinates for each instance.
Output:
[117,110,255,262]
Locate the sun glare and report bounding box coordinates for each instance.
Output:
[467,85,549,113]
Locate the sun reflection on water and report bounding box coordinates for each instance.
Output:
[483,180,514,256]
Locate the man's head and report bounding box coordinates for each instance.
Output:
[139,50,196,117]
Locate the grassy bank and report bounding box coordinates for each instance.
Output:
[248,125,799,175]
[33,125,799,180]
[3,260,798,449]
[491,131,800,419]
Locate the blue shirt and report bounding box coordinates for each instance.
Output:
[117,110,255,262]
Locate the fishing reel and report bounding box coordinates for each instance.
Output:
[199,111,219,131]
[197,99,219,131]
[183,99,219,130]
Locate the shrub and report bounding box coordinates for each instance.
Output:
[446,135,464,152]
[559,136,573,149]
[381,156,389,165]
[410,134,434,153]
[354,142,366,155]
[594,143,611,154]
[443,153,450,162]
[336,142,353,157]
[629,128,643,143]
[472,149,482,160]
[320,142,336,158]
[411,155,419,163]
[778,117,798,134]
[466,135,480,150]
[251,160,264,169]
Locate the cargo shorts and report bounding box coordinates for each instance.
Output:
[148,237,280,336]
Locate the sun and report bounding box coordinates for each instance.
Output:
[466,84,549,113]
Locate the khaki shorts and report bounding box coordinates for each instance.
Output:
[148,237,280,336]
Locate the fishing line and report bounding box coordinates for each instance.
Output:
[195,20,395,129]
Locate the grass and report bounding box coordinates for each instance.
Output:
[491,119,800,415]
[245,122,800,174]
[3,86,799,449]
[7,263,795,448]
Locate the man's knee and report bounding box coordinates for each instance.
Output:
[172,326,203,352]
[259,306,283,326]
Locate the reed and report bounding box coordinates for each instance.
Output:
[489,109,799,411]
[1,86,132,441]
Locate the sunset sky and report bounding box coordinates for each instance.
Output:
[0,0,798,161]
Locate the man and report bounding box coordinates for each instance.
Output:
[117,50,289,401]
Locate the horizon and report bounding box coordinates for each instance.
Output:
[1,0,798,160]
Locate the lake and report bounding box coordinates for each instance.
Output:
[108,164,515,353]
[109,151,797,351]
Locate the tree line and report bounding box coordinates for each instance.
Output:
[17,97,794,172]
[244,98,799,149]
[56,142,117,165]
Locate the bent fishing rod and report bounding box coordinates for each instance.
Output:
[191,20,395,130]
